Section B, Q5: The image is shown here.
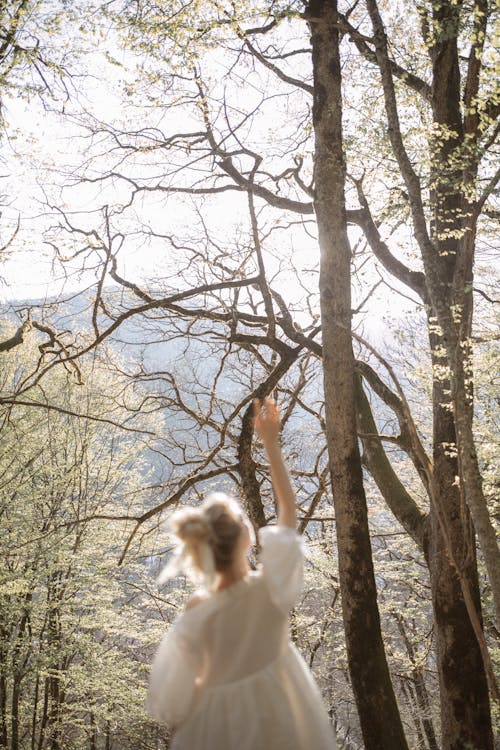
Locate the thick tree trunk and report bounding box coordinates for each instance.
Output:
[451,355,500,629]
[365,0,500,628]
[357,367,493,748]
[9,598,33,750]
[426,0,498,630]
[428,502,493,750]
[308,2,409,747]
[430,375,493,750]
[427,0,500,663]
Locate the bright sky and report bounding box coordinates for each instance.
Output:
[0,24,421,351]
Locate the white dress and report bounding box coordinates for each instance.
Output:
[148,526,337,750]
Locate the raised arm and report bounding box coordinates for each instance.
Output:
[253,398,297,529]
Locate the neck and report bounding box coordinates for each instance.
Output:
[215,558,250,591]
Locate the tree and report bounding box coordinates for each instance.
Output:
[0,0,98,362]
[309,1,408,745]
[0,332,167,750]
[3,0,498,747]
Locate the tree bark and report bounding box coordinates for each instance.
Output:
[428,0,500,631]
[357,366,493,749]
[46,574,64,750]
[355,377,427,549]
[430,373,493,750]
[308,2,409,747]
[240,344,302,530]
[393,612,436,750]
[365,0,500,628]
[0,623,8,749]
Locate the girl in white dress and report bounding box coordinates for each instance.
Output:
[148,399,337,750]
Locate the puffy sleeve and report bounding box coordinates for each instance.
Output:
[259,525,304,613]
[147,613,203,728]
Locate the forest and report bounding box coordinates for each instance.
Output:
[0,1,498,749]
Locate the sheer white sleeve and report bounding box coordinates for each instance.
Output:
[147,615,202,728]
[259,525,304,613]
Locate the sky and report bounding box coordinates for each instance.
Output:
[0,11,423,355]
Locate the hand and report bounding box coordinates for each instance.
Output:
[253,398,281,445]
[253,398,296,527]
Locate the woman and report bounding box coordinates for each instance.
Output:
[148,398,337,749]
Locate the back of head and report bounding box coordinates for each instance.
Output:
[170,493,250,583]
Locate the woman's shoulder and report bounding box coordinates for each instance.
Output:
[185,591,209,611]
[170,591,215,641]
[213,571,262,600]
[258,524,301,544]
[180,572,264,622]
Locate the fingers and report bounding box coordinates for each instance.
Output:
[253,397,281,445]
[253,397,277,415]
[266,398,279,418]
[252,397,280,429]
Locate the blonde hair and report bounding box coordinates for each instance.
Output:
[169,493,253,583]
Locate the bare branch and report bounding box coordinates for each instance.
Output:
[242,36,314,95]
[355,360,431,496]
[475,163,500,218]
[350,175,427,300]
[0,398,156,436]
[0,321,30,353]
[355,378,428,549]
[248,160,276,338]
[118,465,239,566]
[364,0,434,262]
[336,10,431,101]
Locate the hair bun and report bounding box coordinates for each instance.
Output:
[167,494,251,586]
[172,511,211,543]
